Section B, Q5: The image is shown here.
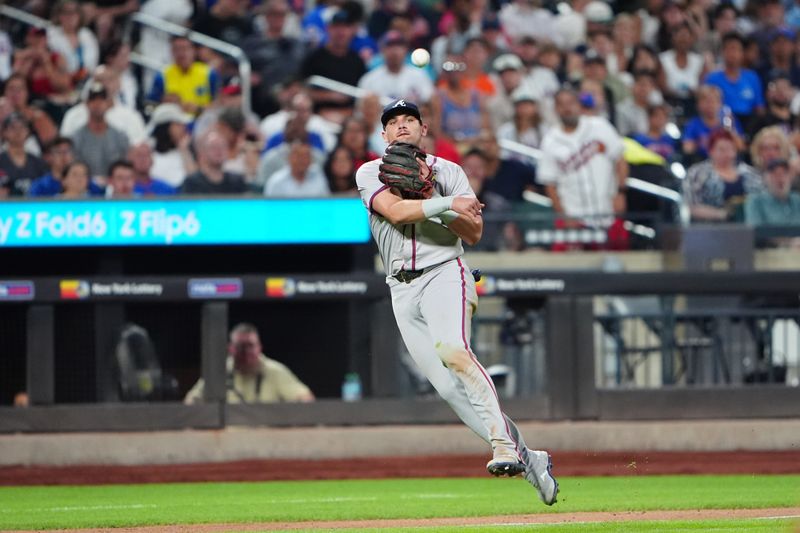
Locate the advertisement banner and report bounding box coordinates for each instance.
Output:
[0,198,370,247]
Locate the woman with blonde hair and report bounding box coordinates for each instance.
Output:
[47,0,99,84]
[750,125,797,175]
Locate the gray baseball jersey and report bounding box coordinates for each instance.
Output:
[356,153,529,464]
[356,154,473,278]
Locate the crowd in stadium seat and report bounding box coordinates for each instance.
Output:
[1,0,800,249]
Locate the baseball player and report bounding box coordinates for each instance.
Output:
[356,99,558,506]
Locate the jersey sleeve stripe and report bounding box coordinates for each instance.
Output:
[368,184,390,214]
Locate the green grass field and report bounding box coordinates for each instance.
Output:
[0,475,798,531]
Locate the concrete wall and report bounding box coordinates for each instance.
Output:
[2,419,799,466]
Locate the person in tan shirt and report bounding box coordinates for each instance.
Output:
[184,322,314,404]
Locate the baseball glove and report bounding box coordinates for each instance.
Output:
[378,142,433,199]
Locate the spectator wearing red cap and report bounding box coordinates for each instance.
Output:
[683,128,764,223]
[192,78,260,146]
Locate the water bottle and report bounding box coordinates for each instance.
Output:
[722,105,733,131]
[341,373,362,402]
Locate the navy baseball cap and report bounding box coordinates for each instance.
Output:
[380,99,421,127]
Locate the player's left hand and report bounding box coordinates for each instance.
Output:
[379,142,434,199]
[452,196,484,223]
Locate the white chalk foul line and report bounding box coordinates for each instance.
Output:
[755,514,800,520]
[1,493,463,514]
[28,504,157,513]
[257,493,461,504]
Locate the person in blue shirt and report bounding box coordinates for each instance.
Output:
[631,104,678,161]
[128,143,177,196]
[302,1,377,61]
[682,84,745,162]
[28,137,104,197]
[703,32,765,128]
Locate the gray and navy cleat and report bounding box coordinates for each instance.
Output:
[524,450,559,505]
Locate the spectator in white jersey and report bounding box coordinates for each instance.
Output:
[538,87,630,250]
[357,30,434,103]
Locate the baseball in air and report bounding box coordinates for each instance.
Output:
[411,48,430,67]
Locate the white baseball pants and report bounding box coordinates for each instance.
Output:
[389,258,529,460]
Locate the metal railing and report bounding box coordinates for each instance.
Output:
[0,4,48,29]
[130,12,251,117]
[596,303,800,388]
[308,75,393,107]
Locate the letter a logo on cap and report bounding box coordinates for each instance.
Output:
[394,100,406,108]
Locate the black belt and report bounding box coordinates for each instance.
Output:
[393,269,425,283]
[393,265,482,284]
